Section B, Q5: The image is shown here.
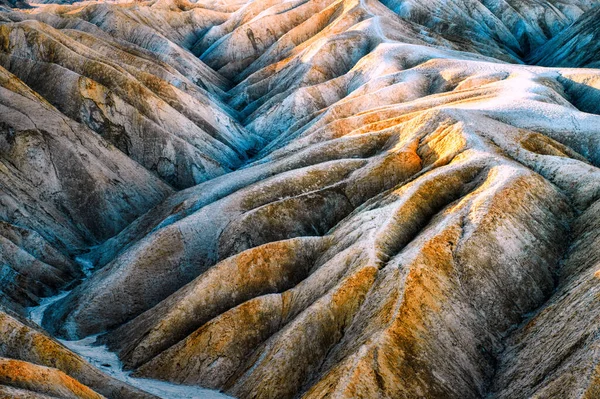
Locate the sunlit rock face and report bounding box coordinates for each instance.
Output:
[1,0,600,398]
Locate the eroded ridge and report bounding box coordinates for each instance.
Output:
[0,0,600,398]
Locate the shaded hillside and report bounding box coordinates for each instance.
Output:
[1,0,600,398]
[0,0,29,9]
[530,5,600,68]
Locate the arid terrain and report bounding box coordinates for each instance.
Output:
[1,0,600,398]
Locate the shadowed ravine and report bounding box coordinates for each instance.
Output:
[1,0,600,398]
[26,260,233,398]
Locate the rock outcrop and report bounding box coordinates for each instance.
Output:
[0,309,156,398]
[0,0,28,9]
[529,5,600,68]
[1,0,600,398]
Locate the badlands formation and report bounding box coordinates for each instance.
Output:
[0,0,600,398]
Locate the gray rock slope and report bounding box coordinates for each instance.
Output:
[1,0,600,398]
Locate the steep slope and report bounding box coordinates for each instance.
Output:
[0,221,80,316]
[0,30,180,397]
[0,4,261,189]
[0,65,172,249]
[0,0,29,9]
[490,199,600,398]
[0,309,157,398]
[529,5,600,68]
[381,0,596,59]
[0,62,174,320]
[1,0,600,398]
[46,46,600,399]
[23,0,596,64]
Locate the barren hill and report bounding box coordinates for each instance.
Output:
[1,0,600,398]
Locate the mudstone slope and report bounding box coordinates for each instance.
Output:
[0,0,600,398]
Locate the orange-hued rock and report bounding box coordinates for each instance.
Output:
[105,237,327,369]
[0,311,156,398]
[1,0,600,398]
[0,358,103,399]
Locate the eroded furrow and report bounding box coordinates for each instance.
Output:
[1,1,600,398]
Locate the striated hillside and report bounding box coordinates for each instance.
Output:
[1,0,600,398]
[0,0,28,9]
[529,5,600,68]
